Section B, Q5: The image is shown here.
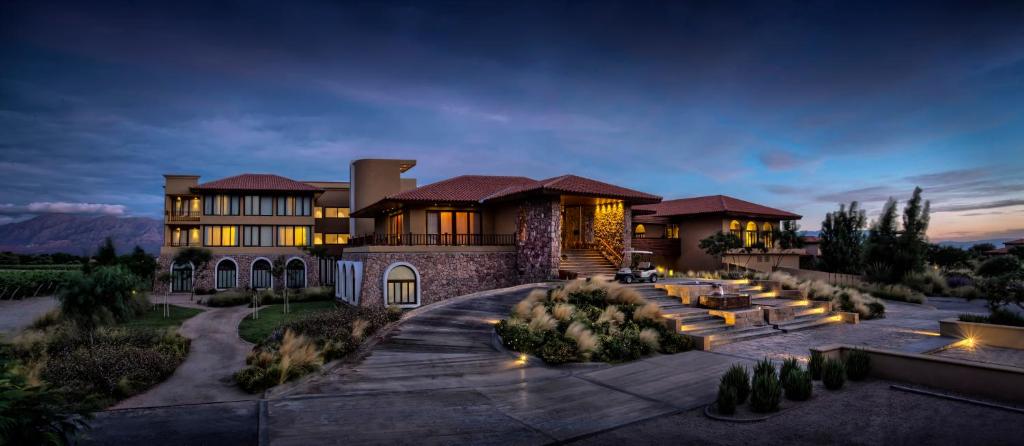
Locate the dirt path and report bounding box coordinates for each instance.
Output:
[113,298,256,408]
[0,296,58,338]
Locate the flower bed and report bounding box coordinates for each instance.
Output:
[235,305,402,393]
[494,279,693,364]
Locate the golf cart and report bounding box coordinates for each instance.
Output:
[615,250,658,283]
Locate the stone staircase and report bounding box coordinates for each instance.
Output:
[636,280,845,350]
[561,249,619,278]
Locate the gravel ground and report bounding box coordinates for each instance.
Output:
[573,379,1024,445]
[0,296,57,338]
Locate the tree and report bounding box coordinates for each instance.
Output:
[897,186,930,277]
[120,246,157,284]
[928,244,970,271]
[819,201,866,275]
[57,265,142,343]
[271,255,289,313]
[94,237,118,267]
[699,231,741,270]
[768,220,804,269]
[1009,245,1024,261]
[173,247,212,302]
[977,256,1021,278]
[863,198,900,282]
[968,243,996,258]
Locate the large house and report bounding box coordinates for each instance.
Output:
[158,159,803,309]
[158,173,353,293]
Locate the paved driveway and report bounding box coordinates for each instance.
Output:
[0,296,57,338]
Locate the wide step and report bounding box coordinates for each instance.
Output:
[774,314,841,333]
[709,326,780,347]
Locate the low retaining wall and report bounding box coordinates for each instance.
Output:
[774,267,863,286]
[939,319,1024,350]
[811,344,1024,404]
[343,250,521,308]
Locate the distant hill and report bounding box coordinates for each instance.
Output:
[0,214,162,255]
[935,239,1011,250]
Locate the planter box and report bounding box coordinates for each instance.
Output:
[939,318,1024,349]
[699,293,750,310]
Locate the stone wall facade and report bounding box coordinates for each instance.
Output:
[342,250,519,308]
[156,253,321,293]
[595,202,631,266]
[516,198,561,281]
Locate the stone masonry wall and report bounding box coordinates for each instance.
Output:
[343,251,519,308]
[594,202,626,266]
[516,198,561,281]
[156,253,321,293]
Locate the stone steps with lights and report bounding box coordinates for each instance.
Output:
[773,314,843,333]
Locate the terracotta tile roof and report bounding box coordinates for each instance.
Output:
[485,174,661,203]
[386,175,538,202]
[634,195,801,219]
[193,173,321,192]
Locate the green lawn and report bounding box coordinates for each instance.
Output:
[237,300,337,344]
[117,305,204,330]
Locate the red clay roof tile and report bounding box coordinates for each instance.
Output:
[634,195,800,219]
[193,173,321,192]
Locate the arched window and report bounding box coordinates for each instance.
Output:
[744,221,757,247]
[349,264,356,302]
[286,258,306,289]
[171,262,193,293]
[634,224,646,239]
[385,263,419,307]
[216,258,238,289]
[252,259,272,289]
[729,220,741,233]
[762,223,774,249]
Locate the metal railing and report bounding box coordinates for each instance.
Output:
[165,211,200,222]
[597,238,623,267]
[348,233,516,247]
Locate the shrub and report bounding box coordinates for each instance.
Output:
[822,358,846,390]
[496,319,543,353]
[234,365,274,393]
[753,357,775,380]
[902,270,950,296]
[959,308,1024,327]
[867,302,886,319]
[638,328,660,351]
[779,357,800,383]
[808,351,824,380]
[950,285,983,300]
[204,289,251,307]
[845,349,871,381]
[0,356,92,445]
[720,365,750,404]
[783,369,813,401]
[58,265,147,332]
[749,372,782,413]
[977,256,1021,277]
[597,329,650,362]
[539,333,580,364]
[859,283,925,303]
[716,383,738,415]
[946,273,974,289]
[658,331,694,354]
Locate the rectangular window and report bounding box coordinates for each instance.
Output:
[314,207,323,219]
[204,196,213,215]
[314,232,323,245]
[204,225,238,247]
[243,226,274,247]
[666,224,680,239]
[324,234,349,245]
[244,196,259,216]
[387,213,404,236]
[276,225,311,246]
[426,211,481,244]
[203,195,240,216]
[260,196,273,216]
[323,207,350,218]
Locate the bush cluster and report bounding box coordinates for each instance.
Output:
[783,369,812,401]
[749,358,781,413]
[494,280,694,364]
[12,325,189,410]
[235,305,402,393]
[958,307,1024,327]
[822,358,846,390]
[845,349,871,381]
[808,351,824,380]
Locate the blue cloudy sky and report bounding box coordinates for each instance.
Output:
[1,0,1022,241]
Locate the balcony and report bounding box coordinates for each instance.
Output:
[348,233,516,247]
[166,211,200,222]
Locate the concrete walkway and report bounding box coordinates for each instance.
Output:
[265,287,751,445]
[0,295,57,338]
[113,295,257,409]
[87,286,752,445]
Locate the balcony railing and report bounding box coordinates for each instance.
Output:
[166,241,198,247]
[348,233,516,247]
[166,211,200,222]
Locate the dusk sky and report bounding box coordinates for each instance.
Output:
[1,0,1022,241]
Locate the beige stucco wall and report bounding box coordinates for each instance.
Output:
[676,215,724,272]
[940,319,1024,350]
[350,159,414,236]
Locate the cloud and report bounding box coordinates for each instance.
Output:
[814,186,899,204]
[758,151,818,171]
[0,202,126,216]
[933,199,1024,213]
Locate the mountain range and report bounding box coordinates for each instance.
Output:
[0,214,162,255]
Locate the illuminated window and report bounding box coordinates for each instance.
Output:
[762,223,774,248]
[634,224,646,239]
[666,224,680,239]
[426,211,481,244]
[730,220,741,233]
[276,196,312,216]
[276,226,311,246]
[315,207,323,218]
[204,226,238,247]
[744,221,757,247]
[325,234,349,245]
[323,207,350,218]
[314,233,323,245]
